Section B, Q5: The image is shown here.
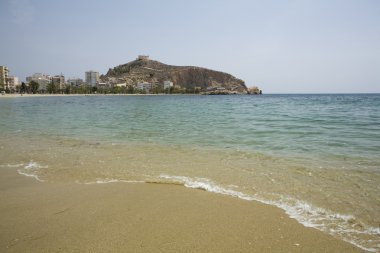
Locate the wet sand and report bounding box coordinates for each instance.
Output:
[0,168,365,253]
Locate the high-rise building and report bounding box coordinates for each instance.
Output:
[85,71,99,87]
[51,75,65,90]
[7,76,20,90]
[0,66,9,89]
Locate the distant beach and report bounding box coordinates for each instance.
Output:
[0,93,142,98]
[0,93,195,98]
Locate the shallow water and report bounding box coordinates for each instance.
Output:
[1,94,379,251]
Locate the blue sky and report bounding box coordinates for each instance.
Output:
[1,0,379,93]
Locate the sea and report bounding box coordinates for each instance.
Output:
[0,94,379,252]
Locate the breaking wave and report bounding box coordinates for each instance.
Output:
[16,161,48,182]
[83,179,145,184]
[159,174,380,252]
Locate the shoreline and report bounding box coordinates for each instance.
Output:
[0,168,365,253]
[0,93,252,98]
[0,93,174,98]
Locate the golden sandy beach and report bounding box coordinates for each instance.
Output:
[0,168,364,253]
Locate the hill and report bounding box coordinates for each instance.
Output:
[101,56,248,94]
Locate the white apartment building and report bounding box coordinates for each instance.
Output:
[51,75,65,90]
[7,76,20,90]
[137,82,152,93]
[85,71,99,87]
[0,66,9,89]
[115,83,127,88]
[163,80,173,90]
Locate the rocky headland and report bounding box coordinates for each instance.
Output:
[101,56,256,94]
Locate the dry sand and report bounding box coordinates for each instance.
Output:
[0,168,365,253]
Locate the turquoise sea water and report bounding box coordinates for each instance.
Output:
[1,94,380,251]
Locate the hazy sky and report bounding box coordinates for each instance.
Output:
[1,0,379,93]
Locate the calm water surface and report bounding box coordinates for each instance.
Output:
[1,94,379,251]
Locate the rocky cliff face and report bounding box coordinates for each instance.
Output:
[101,57,248,93]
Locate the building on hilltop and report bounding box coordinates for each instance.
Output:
[85,71,99,87]
[137,55,149,61]
[0,66,9,90]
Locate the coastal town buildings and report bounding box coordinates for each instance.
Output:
[115,83,127,88]
[26,73,52,91]
[51,75,65,90]
[96,82,108,88]
[0,66,9,89]
[2,56,258,94]
[67,78,84,87]
[85,71,99,87]
[7,76,20,90]
[0,65,20,91]
[137,82,152,93]
[163,81,173,90]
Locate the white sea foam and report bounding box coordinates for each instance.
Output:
[0,163,24,168]
[159,174,380,252]
[16,170,44,182]
[159,175,254,200]
[23,161,48,170]
[16,161,48,182]
[83,178,145,185]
